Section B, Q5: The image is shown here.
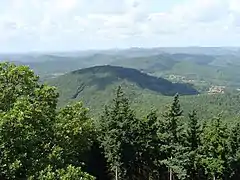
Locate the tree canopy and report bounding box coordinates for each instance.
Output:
[0,62,240,180]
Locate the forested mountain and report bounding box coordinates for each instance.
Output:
[47,65,198,107]
[45,65,240,123]
[1,62,240,180]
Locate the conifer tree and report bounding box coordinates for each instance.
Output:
[185,110,202,180]
[228,123,240,179]
[100,87,163,180]
[99,86,137,179]
[161,93,184,180]
[201,115,228,180]
[137,110,163,179]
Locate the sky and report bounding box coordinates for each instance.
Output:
[1,0,240,52]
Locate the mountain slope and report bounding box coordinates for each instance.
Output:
[46,65,240,122]
[47,65,198,106]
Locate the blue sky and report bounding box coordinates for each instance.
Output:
[0,0,240,52]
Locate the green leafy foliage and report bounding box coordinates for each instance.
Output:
[0,63,58,178]
[31,165,95,180]
[54,102,96,167]
[0,62,40,111]
[0,62,94,179]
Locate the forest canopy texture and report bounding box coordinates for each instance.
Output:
[0,62,240,180]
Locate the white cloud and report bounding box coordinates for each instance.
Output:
[55,0,78,12]
[1,0,240,52]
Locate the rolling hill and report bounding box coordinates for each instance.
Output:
[47,65,198,106]
[46,65,240,122]
[2,48,240,90]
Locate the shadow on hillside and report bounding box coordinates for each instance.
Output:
[72,65,199,96]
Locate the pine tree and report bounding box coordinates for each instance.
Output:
[100,86,164,180]
[163,94,183,142]
[137,110,164,179]
[228,123,240,179]
[201,115,228,180]
[161,93,184,180]
[185,110,202,180]
[99,86,137,179]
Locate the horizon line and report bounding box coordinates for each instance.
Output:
[0,46,239,54]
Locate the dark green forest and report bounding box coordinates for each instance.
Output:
[1,62,240,180]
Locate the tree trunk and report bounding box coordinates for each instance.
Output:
[170,156,173,180]
[170,168,173,180]
[115,166,118,180]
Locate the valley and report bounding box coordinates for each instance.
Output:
[3,47,240,94]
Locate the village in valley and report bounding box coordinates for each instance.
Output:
[166,74,226,94]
